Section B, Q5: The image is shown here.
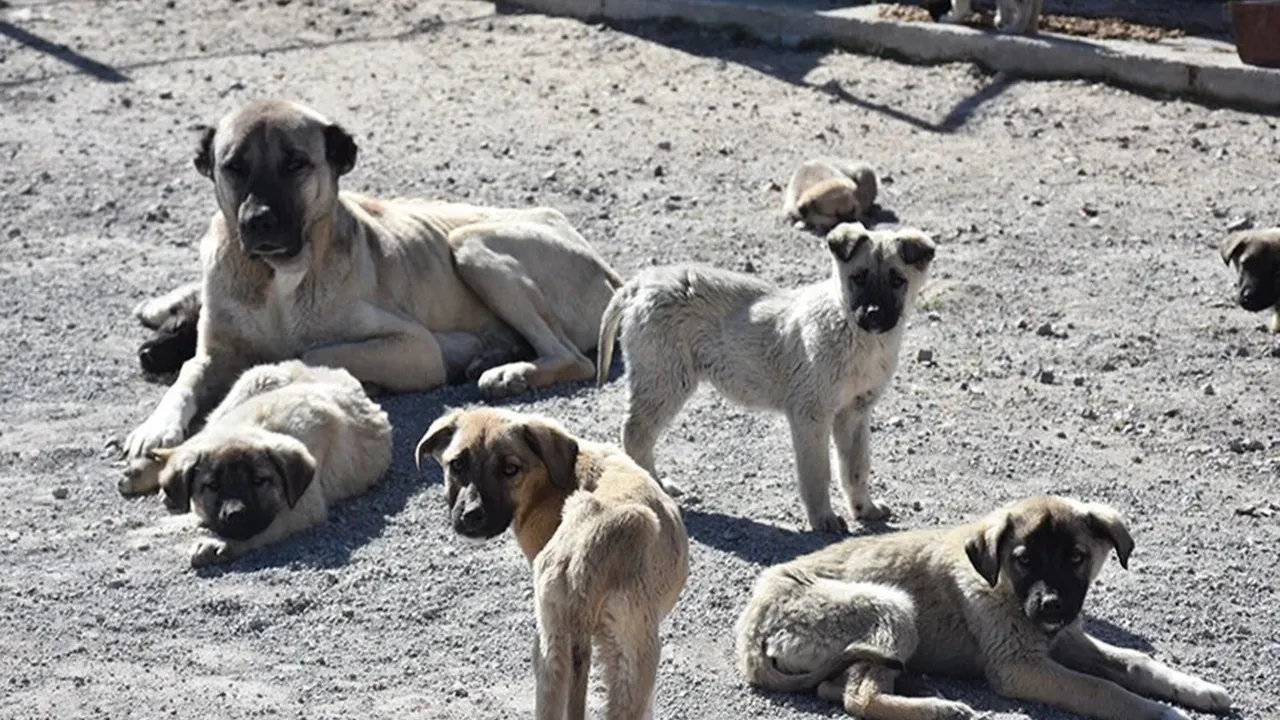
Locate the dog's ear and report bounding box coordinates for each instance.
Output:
[1219,232,1249,266]
[324,123,358,177]
[416,411,462,471]
[193,125,216,180]
[965,511,1011,587]
[267,444,317,509]
[159,451,198,511]
[895,231,936,270]
[1083,503,1134,570]
[827,223,871,262]
[522,419,580,492]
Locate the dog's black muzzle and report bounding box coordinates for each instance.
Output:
[212,498,273,541]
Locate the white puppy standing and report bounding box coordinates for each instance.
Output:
[596,223,936,533]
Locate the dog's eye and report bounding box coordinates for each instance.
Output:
[850,270,869,286]
[448,456,469,474]
[1068,548,1087,565]
[284,155,311,173]
[502,462,521,478]
[1012,548,1031,566]
[222,160,247,176]
[252,475,270,487]
[889,272,907,289]
[205,480,221,494]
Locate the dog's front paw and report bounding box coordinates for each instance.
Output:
[934,699,985,720]
[810,512,849,535]
[133,297,169,328]
[190,538,234,568]
[1178,680,1232,714]
[477,362,534,399]
[658,477,687,498]
[123,416,184,459]
[119,457,163,496]
[854,498,892,521]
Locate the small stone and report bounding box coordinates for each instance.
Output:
[1132,455,1143,464]
[1164,408,1180,418]
[916,348,934,364]
[656,140,672,151]
[1016,317,1030,331]
[1038,369,1055,385]
[541,169,557,182]
[742,259,756,274]
[158,91,173,100]
[1072,376,1086,387]
[1080,203,1099,217]
[6,532,19,543]
[926,311,941,322]
[653,165,665,177]
[1101,360,1118,372]
[1228,437,1265,454]
[450,684,469,698]
[52,487,69,500]
[911,500,923,511]
[1202,383,1216,396]
[887,416,905,428]
[1226,217,1254,232]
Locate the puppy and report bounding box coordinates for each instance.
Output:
[940,0,1043,34]
[596,223,935,533]
[134,282,200,376]
[783,159,879,233]
[119,360,392,567]
[1220,227,1280,333]
[416,408,689,720]
[735,496,1233,720]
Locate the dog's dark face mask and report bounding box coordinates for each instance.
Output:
[827,225,935,334]
[1221,232,1280,313]
[193,102,358,268]
[440,448,518,540]
[166,443,315,542]
[966,499,1134,635]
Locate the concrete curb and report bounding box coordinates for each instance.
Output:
[498,0,1280,112]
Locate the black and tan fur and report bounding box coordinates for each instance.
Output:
[735,496,1233,720]
[120,361,391,567]
[416,408,689,720]
[123,100,622,461]
[1220,227,1280,333]
[596,223,935,532]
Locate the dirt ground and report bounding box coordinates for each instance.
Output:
[1,1,1278,718]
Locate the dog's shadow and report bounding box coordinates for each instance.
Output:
[682,506,900,566]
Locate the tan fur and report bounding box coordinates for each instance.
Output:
[783,159,878,232]
[735,496,1233,720]
[123,100,622,460]
[417,408,689,720]
[119,361,392,567]
[1219,227,1280,333]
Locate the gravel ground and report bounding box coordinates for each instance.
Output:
[2,1,1278,718]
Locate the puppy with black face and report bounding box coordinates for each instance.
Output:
[415,407,689,720]
[1220,228,1280,333]
[596,222,934,532]
[119,361,391,567]
[736,496,1233,720]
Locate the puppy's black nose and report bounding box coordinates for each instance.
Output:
[1040,594,1062,614]
[220,499,246,522]
[241,206,278,233]
[460,505,485,531]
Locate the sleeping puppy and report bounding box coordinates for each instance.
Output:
[1220,228,1280,333]
[736,496,1233,720]
[119,360,392,567]
[783,159,879,233]
[416,408,689,720]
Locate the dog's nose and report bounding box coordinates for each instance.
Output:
[241,206,278,234]
[1040,594,1062,614]
[219,499,247,523]
[460,505,485,531]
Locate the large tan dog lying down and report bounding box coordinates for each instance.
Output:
[124,99,621,462]
[416,408,689,719]
[122,361,392,567]
[736,496,1232,720]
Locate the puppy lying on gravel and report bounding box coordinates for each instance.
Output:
[783,159,879,233]
[416,407,688,720]
[596,222,934,533]
[119,360,392,567]
[736,495,1233,720]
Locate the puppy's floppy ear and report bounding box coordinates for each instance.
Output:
[323,123,358,177]
[895,231,936,270]
[1083,502,1134,570]
[265,444,316,509]
[827,223,870,262]
[416,410,462,471]
[522,419,580,492]
[193,125,216,180]
[1219,232,1249,266]
[965,510,1011,587]
[158,451,198,511]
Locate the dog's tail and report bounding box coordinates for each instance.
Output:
[595,282,632,388]
[752,640,903,692]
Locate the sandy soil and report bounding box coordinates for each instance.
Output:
[1,1,1277,718]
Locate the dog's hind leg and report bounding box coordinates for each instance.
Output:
[822,664,981,720]
[599,618,661,720]
[619,343,696,496]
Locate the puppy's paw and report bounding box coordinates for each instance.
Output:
[477,362,535,399]
[658,478,686,498]
[933,699,985,720]
[1156,707,1191,720]
[854,498,892,521]
[118,457,162,496]
[1178,680,1232,714]
[133,297,170,329]
[123,416,184,459]
[189,538,234,568]
[810,512,849,535]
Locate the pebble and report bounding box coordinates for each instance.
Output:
[916,348,934,364]
[1038,369,1056,385]
[52,487,69,500]
[1226,217,1253,232]
[1228,437,1265,454]
[911,500,923,511]
[1202,383,1216,396]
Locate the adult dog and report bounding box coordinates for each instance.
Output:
[783,159,879,233]
[735,496,1233,720]
[120,360,392,567]
[596,222,935,532]
[123,100,621,460]
[416,407,689,720]
[1220,227,1280,333]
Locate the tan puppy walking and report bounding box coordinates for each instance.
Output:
[735,496,1233,720]
[416,408,689,720]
